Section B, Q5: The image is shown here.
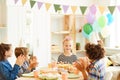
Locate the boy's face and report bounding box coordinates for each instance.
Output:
[63,40,73,52]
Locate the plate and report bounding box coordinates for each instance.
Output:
[22,72,34,77]
[39,74,59,80]
[68,73,80,79]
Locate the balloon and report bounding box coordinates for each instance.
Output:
[92,21,102,32]
[83,23,93,35]
[82,29,91,39]
[86,12,95,24]
[106,13,113,25]
[90,5,97,14]
[98,16,106,28]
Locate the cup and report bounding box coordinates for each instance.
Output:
[61,71,68,80]
[48,63,52,68]
[33,70,39,78]
[51,62,57,68]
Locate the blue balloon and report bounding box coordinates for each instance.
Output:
[82,29,92,39]
[106,13,113,25]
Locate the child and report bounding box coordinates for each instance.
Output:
[57,36,77,64]
[74,43,106,80]
[14,47,38,76]
[0,43,24,80]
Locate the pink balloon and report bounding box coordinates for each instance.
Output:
[86,12,95,24]
[90,5,97,14]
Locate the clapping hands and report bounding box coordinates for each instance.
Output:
[73,57,90,71]
[16,54,25,66]
[29,56,38,69]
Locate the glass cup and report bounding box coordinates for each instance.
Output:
[48,63,52,68]
[61,71,68,80]
[33,70,39,78]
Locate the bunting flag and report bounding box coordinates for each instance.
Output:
[37,2,43,9]
[108,6,115,14]
[80,6,87,15]
[14,0,120,14]
[62,5,69,13]
[54,4,61,12]
[22,0,27,5]
[71,6,77,14]
[117,5,120,12]
[98,6,106,14]
[30,0,36,8]
[89,5,96,14]
[14,0,19,4]
[45,3,51,11]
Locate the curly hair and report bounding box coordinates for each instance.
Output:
[0,43,12,61]
[85,43,105,60]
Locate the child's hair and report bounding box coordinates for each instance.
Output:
[14,47,28,58]
[63,36,73,44]
[0,43,12,61]
[85,43,105,60]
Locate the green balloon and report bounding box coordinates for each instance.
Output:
[83,23,93,35]
[98,16,106,28]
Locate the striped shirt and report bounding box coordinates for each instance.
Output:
[87,58,106,80]
[57,53,77,64]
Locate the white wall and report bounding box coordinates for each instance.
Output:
[4,0,120,66]
[6,1,51,67]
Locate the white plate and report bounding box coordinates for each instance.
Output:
[22,73,34,77]
[39,74,59,80]
[68,73,80,79]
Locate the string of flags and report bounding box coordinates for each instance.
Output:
[14,0,120,39]
[14,0,120,14]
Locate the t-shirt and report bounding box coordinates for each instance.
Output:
[58,53,77,64]
[87,58,106,80]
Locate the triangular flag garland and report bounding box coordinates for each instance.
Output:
[80,6,87,15]
[21,0,27,5]
[54,4,61,12]
[117,5,120,12]
[14,0,19,4]
[71,6,77,14]
[98,6,106,14]
[37,2,43,9]
[62,5,69,13]
[89,5,96,14]
[14,0,120,14]
[108,6,115,14]
[45,3,51,11]
[30,0,36,8]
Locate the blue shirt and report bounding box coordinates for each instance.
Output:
[87,58,106,80]
[0,60,20,80]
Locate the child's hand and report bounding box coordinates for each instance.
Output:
[29,56,38,69]
[73,57,90,71]
[78,57,90,69]
[29,62,38,68]
[16,54,25,66]
[73,60,85,71]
